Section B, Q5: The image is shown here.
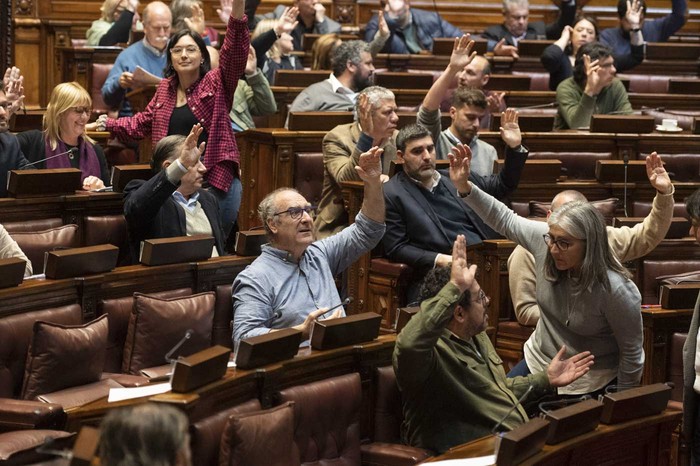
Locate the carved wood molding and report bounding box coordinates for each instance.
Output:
[1,0,11,71]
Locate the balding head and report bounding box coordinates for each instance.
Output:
[142,1,172,50]
[550,190,588,213]
[458,55,492,89]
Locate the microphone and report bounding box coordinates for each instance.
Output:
[164,329,193,363]
[262,310,283,328]
[538,394,591,415]
[514,102,558,111]
[24,147,79,168]
[491,385,534,434]
[317,296,353,320]
[623,151,629,217]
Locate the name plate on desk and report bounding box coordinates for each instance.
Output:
[395,306,419,334]
[45,244,119,279]
[614,217,690,239]
[590,115,655,134]
[171,345,231,393]
[543,399,604,445]
[310,312,382,350]
[600,383,671,424]
[140,235,214,266]
[495,417,550,466]
[660,284,700,309]
[0,257,26,288]
[595,160,648,184]
[234,230,267,256]
[7,168,82,198]
[235,328,302,370]
[111,164,152,192]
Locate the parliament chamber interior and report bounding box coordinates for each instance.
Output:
[1,0,700,463]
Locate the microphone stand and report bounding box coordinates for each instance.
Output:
[623,152,629,217]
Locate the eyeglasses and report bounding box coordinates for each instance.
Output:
[70,106,92,115]
[472,289,489,307]
[543,233,576,251]
[170,46,200,56]
[274,205,317,220]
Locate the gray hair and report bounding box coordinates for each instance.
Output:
[687,188,700,221]
[258,187,301,237]
[503,0,529,11]
[354,86,395,120]
[544,201,630,294]
[331,40,370,77]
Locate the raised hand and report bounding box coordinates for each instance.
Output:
[626,0,643,29]
[178,124,206,168]
[554,25,573,51]
[486,91,505,114]
[583,54,604,96]
[449,235,477,293]
[313,0,326,23]
[499,108,521,149]
[494,38,519,59]
[546,345,595,387]
[275,6,299,35]
[245,47,257,76]
[184,2,206,35]
[448,143,473,194]
[646,151,673,195]
[356,146,384,183]
[377,10,390,37]
[217,0,232,23]
[448,34,477,72]
[3,67,24,116]
[358,93,375,137]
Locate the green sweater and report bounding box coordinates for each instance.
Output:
[554,78,632,130]
[393,282,552,454]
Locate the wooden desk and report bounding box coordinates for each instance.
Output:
[426,410,681,465]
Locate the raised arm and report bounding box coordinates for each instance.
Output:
[544,0,577,40]
[219,0,250,99]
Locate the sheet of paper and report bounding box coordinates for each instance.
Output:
[132,66,162,86]
[426,455,496,466]
[107,382,171,402]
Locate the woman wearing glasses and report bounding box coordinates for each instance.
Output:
[448,114,645,396]
[90,0,249,236]
[17,82,109,191]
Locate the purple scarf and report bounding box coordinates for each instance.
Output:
[45,136,101,182]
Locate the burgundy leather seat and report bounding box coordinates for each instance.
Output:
[639,259,700,304]
[294,152,324,206]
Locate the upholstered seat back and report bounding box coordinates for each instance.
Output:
[9,225,79,274]
[639,153,700,182]
[83,215,130,265]
[0,305,82,398]
[3,219,63,233]
[528,152,613,180]
[373,366,402,444]
[91,63,113,115]
[669,332,687,403]
[214,284,234,348]
[632,201,688,218]
[294,153,324,206]
[278,372,362,466]
[639,259,700,304]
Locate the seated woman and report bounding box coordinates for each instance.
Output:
[253,19,304,85]
[311,33,341,70]
[17,82,109,191]
[448,120,643,396]
[86,0,142,46]
[554,42,632,130]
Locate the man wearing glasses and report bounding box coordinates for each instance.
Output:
[232,146,386,343]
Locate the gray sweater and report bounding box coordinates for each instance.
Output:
[463,185,644,394]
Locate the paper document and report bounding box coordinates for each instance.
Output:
[108,382,171,402]
[133,66,162,86]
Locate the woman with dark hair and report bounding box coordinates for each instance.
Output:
[91,0,249,236]
[541,15,599,91]
[448,122,644,396]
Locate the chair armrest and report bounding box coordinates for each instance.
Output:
[0,399,66,433]
[370,258,413,279]
[361,442,432,466]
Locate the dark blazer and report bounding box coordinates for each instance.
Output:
[482,1,576,50]
[0,132,30,197]
[382,146,528,271]
[364,8,463,54]
[124,170,226,263]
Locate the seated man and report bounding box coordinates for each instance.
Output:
[509,152,674,326]
[232,146,386,343]
[417,37,497,175]
[101,1,172,116]
[383,116,527,302]
[316,86,397,239]
[554,42,632,130]
[0,85,30,199]
[123,124,226,263]
[600,0,686,59]
[483,0,576,58]
[363,0,463,54]
[288,40,375,115]
[261,0,341,51]
[394,235,593,454]
[454,55,506,130]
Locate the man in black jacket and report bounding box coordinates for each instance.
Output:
[124,124,226,263]
[0,87,30,198]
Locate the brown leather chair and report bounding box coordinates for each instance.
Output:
[294,152,324,206]
[618,74,671,94]
[668,332,686,410]
[638,259,700,304]
[83,215,130,266]
[528,152,614,180]
[9,224,79,274]
[2,219,63,233]
[213,283,234,348]
[639,152,700,182]
[632,201,689,218]
[90,63,113,116]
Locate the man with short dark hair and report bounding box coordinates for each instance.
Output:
[601,0,686,59]
[288,40,375,115]
[554,42,632,130]
[123,124,226,263]
[394,235,593,453]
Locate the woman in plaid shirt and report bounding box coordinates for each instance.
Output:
[92,0,249,236]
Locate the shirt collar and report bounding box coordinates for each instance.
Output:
[407,169,441,192]
[261,243,301,264]
[328,74,356,99]
[172,190,200,210]
[142,39,166,57]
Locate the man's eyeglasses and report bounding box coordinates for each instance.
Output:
[543,233,576,251]
[170,46,200,56]
[274,205,317,220]
[472,289,489,307]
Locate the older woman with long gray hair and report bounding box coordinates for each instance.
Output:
[447,111,644,397]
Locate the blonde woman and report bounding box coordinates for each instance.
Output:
[86,0,142,46]
[17,82,109,190]
[253,18,304,85]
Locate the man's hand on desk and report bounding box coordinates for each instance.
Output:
[292,307,343,340]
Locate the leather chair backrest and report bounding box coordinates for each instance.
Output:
[91,63,113,115]
[0,305,82,398]
[83,215,130,266]
[510,202,530,218]
[373,366,402,444]
[214,284,233,349]
[618,74,671,94]
[639,152,700,182]
[9,224,79,274]
[3,218,63,233]
[512,71,550,91]
[631,200,688,218]
[278,372,362,466]
[639,259,700,304]
[528,151,613,180]
[190,398,262,466]
[98,288,193,373]
[294,152,324,207]
[669,332,687,402]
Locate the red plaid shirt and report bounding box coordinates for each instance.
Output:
[106,15,249,192]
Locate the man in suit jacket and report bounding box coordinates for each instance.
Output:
[483,0,576,58]
[383,118,527,301]
[364,0,463,54]
[124,125,226,263]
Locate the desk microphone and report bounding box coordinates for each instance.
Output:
[165,329,193,363]
[491,384,534,434]
[317,296,353,319]
[622,151,629,217]
[514,102,558,111]
[262,310,283,328]
[24,147,79,168]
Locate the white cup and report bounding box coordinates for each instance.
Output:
[661,118,679,130]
